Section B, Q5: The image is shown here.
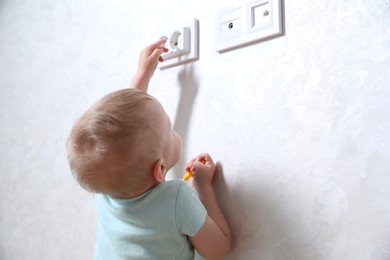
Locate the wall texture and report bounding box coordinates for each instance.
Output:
[1,0,389,259]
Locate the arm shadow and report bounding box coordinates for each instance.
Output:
[212,164,310,259]
[172,65,199,178]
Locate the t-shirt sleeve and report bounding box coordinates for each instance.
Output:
[175,181,207,237]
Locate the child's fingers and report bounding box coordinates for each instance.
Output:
[185,158,197,171]
[196,153,214,166]
[146,38,167,49]
[150,41,168,53]
[150,48,163,60]
[148,44,168,62]
[192,156,211,172]
[185,154,214,175]
[192,160,206,171]
[142,39,167,56]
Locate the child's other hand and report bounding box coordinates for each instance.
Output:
[186,153,216,188]
[137,39,168,78]
[188,153,232,258]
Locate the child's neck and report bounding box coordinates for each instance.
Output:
[109,180,163,199]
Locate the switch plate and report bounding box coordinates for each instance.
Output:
[215,0,282,52]
[250,1,272,29]
[159,19,199,70]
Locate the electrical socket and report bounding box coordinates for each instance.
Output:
[159,19,199,70]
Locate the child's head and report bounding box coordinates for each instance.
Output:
[67,88,181,198]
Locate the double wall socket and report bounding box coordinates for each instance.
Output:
[158,19,199,70]
[215,0,283,52]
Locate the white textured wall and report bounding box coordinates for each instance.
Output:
[1,0,390,259]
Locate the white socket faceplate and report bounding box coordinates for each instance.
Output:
[215,0,283,52]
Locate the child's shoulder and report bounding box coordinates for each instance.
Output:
[153,179,189,194]
[151,179,199,201]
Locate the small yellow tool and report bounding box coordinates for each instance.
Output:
[183,159,206,181]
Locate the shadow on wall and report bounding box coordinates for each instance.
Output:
[214,164,318,260]
[172,65,199,178]
[0,243,6,260]
[169,65,317,259]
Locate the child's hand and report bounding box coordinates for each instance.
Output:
[138,39,168,77]
[186,153,216,188]
[130,39,168,91]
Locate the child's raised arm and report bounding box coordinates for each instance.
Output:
[129,39,168,92]
[187,153,232,259]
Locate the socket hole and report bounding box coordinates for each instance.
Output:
[170,31,181,50]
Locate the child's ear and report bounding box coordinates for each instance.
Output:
[153,159,166,183]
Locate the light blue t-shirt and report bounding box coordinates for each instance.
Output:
[94,179,207,260]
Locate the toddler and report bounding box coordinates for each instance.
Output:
[67,39,231,259]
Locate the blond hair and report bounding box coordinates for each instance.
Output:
[67,88,156,196]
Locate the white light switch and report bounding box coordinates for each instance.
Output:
[215,0,283,52]
[251,1,271,28]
